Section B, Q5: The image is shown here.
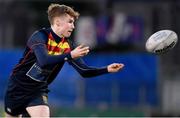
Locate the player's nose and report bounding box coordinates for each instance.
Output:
[72,24,75,29]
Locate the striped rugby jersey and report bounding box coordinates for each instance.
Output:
[47,32,71,55]
[10,27,108,88]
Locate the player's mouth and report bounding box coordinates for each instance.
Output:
[68,30,73,34]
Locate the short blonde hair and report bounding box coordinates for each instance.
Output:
[47,3,80,25]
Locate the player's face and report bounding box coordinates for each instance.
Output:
[57,14,75,38]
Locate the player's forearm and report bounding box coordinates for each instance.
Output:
[69,59,108,78]
[79,67,108,78]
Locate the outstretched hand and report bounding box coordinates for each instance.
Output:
[107,63,124,73]
[70,45,89,59]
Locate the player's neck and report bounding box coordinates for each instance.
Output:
[51,26,64,38]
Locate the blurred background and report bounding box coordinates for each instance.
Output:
[0,0,180,117]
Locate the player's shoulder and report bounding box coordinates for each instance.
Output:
[32,27,50,38]
[27,27,50,47]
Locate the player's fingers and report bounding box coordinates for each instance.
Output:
[119,64,124,67]
[113,63,124,68]
[79,47,89,54]
[77,45,84,49]
[81,49,89,55]
[113,63,124,66]
[111,64,117,68]
[80,46,89,51]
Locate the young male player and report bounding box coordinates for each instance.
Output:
[4,3,124,117]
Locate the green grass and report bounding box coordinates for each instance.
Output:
[0,107,5,117]
[52,108,145,117]
[0,106,145,117]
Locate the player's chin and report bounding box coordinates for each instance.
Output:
[63,33,71,38]
[67,32,72,37]
[65,34,71,38]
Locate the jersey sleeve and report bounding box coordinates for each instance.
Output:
[27,30,47,48]
[27,30,72,67]
[68,58,108,78]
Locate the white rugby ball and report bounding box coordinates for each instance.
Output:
[145,30,178,54]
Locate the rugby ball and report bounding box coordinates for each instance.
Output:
[145,30,178,54]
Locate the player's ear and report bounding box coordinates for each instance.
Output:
[54,18,60,27]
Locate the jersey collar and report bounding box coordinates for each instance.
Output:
[49,28,64,43]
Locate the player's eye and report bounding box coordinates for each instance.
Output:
[69,20,73,23]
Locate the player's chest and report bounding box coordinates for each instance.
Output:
[47,34,71,55]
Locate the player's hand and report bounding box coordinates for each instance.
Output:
[107,63,124,73]
[70,45,89,59]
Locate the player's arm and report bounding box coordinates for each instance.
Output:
[68,44,108,77]
[68,58,108,77]
[68,57,124,78]
[27,31,72,67]
[32,44,72,67]
[28,31,92,67]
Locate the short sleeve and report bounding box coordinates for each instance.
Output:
[27,30,48,49]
